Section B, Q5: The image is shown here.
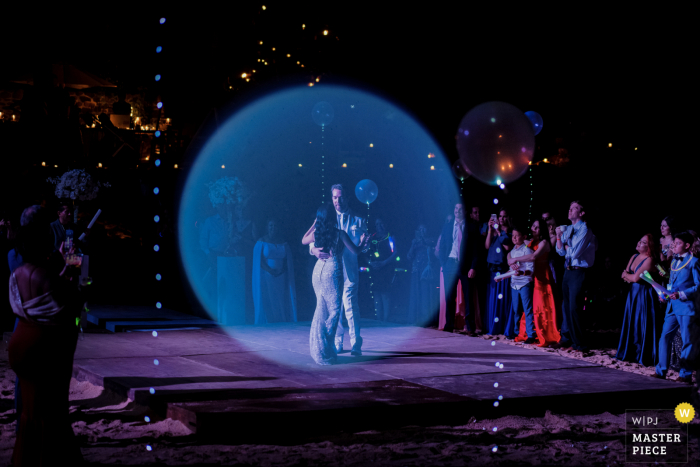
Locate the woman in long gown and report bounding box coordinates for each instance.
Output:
[616,234,661,366]
[302,205,367,365]
[509,220,561,346]
[253,219,297,324]
[8,206,83,465]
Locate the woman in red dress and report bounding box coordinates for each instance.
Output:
[8,205,83,465]
[508,220,561,346]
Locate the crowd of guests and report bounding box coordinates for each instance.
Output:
[412,205,699,384]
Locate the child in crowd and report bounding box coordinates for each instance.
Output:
[497,226,536,343]
[654,232,700,383]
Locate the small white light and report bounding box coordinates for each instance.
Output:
[498,294,503,299]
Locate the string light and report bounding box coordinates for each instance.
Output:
[323,30,329,35]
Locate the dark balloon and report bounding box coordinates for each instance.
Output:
[456,101,535,186]
[311,101,334,126]
[355,179,378,204]
[524,111,543,136]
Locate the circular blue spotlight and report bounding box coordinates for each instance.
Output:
[178,84,461,357]
[147,445,153,451]
[155,159,161,166]
[157,102,163,109]
[145,416,151,422]
[152,331,158,337]
[156,46,162,53]
[153,187,160,194]
[154,215,160,223]
[156,302,162,308]
[154,245,160,252]
[155,130,161,137]
[159,17,166,24]
[153,359,159,365]
[493,198,499,204]
[156,274,162,281]
[149,388,156,394]
[155,74,161,81]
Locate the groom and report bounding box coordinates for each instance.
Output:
[310,184,367,355]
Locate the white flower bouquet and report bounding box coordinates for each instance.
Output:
[47,169,110,201]
[207,176,249,207]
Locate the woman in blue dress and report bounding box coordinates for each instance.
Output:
[485,209,512,335]
[252,219,297,324]
[616,234,661,366]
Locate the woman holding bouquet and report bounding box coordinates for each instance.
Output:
[615,234,661,366]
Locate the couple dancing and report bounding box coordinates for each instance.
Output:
[302,184,369,365]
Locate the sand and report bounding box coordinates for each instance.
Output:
[1,335,698,466]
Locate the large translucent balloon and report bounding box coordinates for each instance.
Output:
[311,101,334,126]
[524,111,543,135]
[355,179,378,204]
[456,101,535,186]
[451,160,470,182]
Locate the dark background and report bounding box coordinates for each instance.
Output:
[0,4,693,321]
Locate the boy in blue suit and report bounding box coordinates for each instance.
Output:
[654,232,700,383]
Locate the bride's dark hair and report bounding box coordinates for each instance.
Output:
[314,203,339,253]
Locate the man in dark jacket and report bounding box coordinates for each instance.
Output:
[439,203,480,334]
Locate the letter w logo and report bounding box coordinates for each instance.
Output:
[680,409,690,418]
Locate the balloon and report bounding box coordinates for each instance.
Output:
[311,101,334,126]
[451,160,470,182]
[355,179,378,204]
[456,101,534,186]
[524,111,543,135]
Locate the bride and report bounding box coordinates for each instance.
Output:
[302,204,367,365]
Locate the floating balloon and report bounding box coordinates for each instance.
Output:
[524,111,543,136]
[311,101,334,126]
[456,101,535,185]
[355,179,378,204]
[451,160,470,182]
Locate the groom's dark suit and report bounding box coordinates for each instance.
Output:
[439,218,480,332]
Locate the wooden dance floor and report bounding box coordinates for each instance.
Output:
[69,318,692,440]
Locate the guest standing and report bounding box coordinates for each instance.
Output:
[469,204,487,333]
[659,216,676,267]
[499,226,536,343]
[509,220,562,346]
[616,234,661,366]
[407,224,438,325]
[438,203,479,334]
[253,219,297,324]
[554,200,597,353]
[8,205,83,464]
[653,232,700,383]
[485,209,512,334]
[367,218,397,322]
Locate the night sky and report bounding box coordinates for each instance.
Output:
[2,5,692,264]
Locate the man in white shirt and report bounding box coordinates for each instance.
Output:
[310,184,367,355]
